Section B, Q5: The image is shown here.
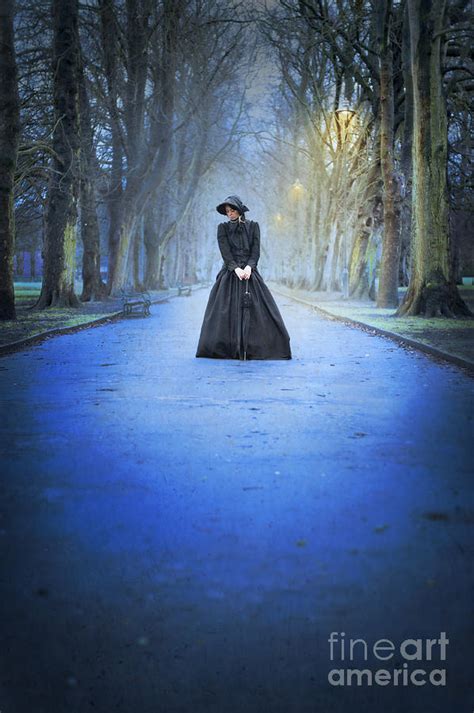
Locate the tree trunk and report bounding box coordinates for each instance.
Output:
[310,173,322,289]
[144,200,162,289]
[99,0,123,292]
[320,221,338,291]
[110,0,149,293]
[132,219,144,291]
[78,43,107,302]
[144,241,161,289]
[35,0,81,309]
[399,0,413,287]
[349,162,382,298]
[16,251,24,277]
[349,230,371,299]
[106,130,123,292]
[157,247,167,290]
[108,0,179,294]
[0,0,20,320]
[396,0,472,317]
[80,177,107,301]
[329,222,343,291]
[143,114,209,291]
[317,147,344,292]
[377,0,401,308]
[148,220,177,290]
[110,211,139,293]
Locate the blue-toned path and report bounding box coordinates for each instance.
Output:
[1,288,473,713]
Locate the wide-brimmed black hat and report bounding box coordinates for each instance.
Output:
[216,195,249,215]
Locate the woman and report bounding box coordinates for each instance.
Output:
[196,195,291,360]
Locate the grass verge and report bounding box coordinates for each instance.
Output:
[272,284,474,366]
[0,282,170,350]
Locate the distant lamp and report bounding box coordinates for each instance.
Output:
[290,179,304,201]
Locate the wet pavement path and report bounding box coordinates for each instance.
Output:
[1,288,473,713]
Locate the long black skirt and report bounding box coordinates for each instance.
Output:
[196,266,291,360]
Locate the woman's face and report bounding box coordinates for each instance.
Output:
[225,205,240,220]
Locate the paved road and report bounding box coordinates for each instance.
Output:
[1,287,473,713]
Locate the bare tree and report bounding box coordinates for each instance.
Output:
[257,2,378,294]
[35,0,81,308]
[399,0,414,287]
[143,4,250,289]
[396,0,472,317]
[0,0,20,320]
[376,0,401,308]
[97,0,124,292]
[107,0,181,294]
[78,41,107,301]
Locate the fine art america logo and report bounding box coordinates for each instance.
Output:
[328,632,449,687]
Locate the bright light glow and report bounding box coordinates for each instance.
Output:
[331,108,358,149]
[322,107,359,154]
[289,179,304,201]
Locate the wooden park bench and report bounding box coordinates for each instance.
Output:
[177,283,192,296]
[120,288,152,317]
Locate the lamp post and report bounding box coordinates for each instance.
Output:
[290,179,304,201]
[334,106,357,151]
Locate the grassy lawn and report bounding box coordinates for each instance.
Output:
[0,308,114,347]
[0,281,173,349]
[273,284,474,364]
[0,281,119,348]
[14,280,42,304]
[315,303,474,363]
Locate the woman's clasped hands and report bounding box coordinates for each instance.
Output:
[235,265,252,281]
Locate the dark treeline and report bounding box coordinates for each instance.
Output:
[0,0,472,320]
[1,0,252,315]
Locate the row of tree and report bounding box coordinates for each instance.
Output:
[254,0,472,316]
[0,0,472,321]
[0,0,251,319]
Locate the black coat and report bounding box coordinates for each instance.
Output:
[196,220,291,360]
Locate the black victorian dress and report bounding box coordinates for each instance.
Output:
[196,219,291,360]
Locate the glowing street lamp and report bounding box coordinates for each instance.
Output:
[334,106,357,150]
[289,179,304,201]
